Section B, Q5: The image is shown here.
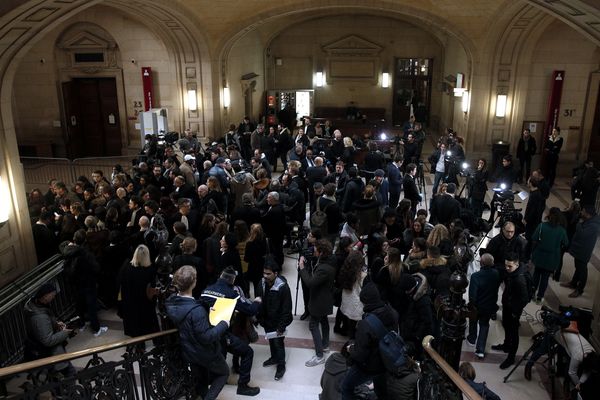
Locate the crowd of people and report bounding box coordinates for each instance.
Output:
[24,115,600,399]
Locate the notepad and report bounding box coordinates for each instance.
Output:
[209,297,237,326]
[265,330,287,340]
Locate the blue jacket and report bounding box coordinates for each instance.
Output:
[468,266,500,316]
[165,295,228,366]
[387,163,403,194]
[466,380,501,400]
[568,215,600,263]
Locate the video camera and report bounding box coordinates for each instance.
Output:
[540,305,572,333]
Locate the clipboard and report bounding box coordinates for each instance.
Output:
[209,297,237,326]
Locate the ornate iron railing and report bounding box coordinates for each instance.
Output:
[0,255,75,369]
[0,330,196,400]
[421,335,482,400]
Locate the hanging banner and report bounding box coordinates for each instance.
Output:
[541,70,564,169]
[142,67,153,111]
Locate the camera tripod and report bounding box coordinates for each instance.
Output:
[504,330,561,399]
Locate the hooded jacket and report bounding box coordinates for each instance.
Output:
[164,295,228,366]
[349,283,399,375]
[24,298,70,370]
[401,273,433,344]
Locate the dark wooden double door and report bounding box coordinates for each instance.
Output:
[62,78,122,158]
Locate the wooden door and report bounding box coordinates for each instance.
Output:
[62,81,83,158]
[62,78,122,158]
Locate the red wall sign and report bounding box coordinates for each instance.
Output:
[142,67,153,111]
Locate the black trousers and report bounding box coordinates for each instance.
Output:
[501,307,521,356]
[519,156,532,182]
[268,337,286,366]
[223,332,253,385]
[191,356,229,400]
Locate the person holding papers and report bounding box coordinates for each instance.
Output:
[165,266,229,400]
[201,267,262,396]
[255,257,293,380]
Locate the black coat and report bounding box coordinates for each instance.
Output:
[256,276,293,332]
[261,204,286,239]
[317,197,344,235]
[299,258,336,317]
[387,163,403,195]
[244,238,268,283]
[32,223,58,263]
[402,174,421,204]
[502,265,530,314]
[483,232,526,270]
[364,151,385,172]
[350,304,399,374]
[118,263,159,337]
[517,136,537,159]
[469,266,501,316]
[524,189,546,229]
[230,205,261,228]
[306,166,327,187]
[430,194,461,226]
[342,177,365,213]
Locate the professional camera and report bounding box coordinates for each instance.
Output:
[288,224,309,254]
[540,305,572,333]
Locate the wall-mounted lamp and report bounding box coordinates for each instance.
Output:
[187,89,197,111]
[496,94,507,117]
[315,71,324,87]
[461,91,470,113]
[223,87,230,108]
[0,176,9,228]
[382,72,390,88]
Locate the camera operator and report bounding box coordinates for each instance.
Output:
[428,142,447,196]
[468,158,489,220]
[24,283,77,376]
[524,313,596,393]
[487,155,518,223]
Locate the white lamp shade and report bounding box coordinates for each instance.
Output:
[223,87,230,108]
[382,72,390,88]
[187,89,197,111]
[496,94,507,117]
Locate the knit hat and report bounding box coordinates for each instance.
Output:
[34,283,57,300]
[374,169,385,177]
[215,157,226,164]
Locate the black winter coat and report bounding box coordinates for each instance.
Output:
[502,265,530,315]
[299,257,336,317]
[350,304,398,375]
[255,276,293,332]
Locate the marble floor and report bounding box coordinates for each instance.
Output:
[54,170,598,400]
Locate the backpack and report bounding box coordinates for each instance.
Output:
[364,313,407,376]
[310,198,332,237]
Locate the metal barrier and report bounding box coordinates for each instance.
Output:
[20,156,138,192]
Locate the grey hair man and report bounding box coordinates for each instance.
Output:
[466,253,501,359]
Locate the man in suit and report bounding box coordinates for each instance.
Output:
[168,198,199,240]
[32,211,58,263]
[430,182,461,226]
[387,155,404,209]
[298,239,336,367]
[171,176,197,203]
[306,156,327,211]
[261,191,286,267]
[403,163,422,217]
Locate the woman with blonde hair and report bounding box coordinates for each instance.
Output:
[426,223,453,256]
[118,244,159,337]
[342,136,355,166]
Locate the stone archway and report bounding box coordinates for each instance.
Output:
[0,0,212,282]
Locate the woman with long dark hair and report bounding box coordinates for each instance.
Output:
[244,223,268,296]
[338,250,367,338]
